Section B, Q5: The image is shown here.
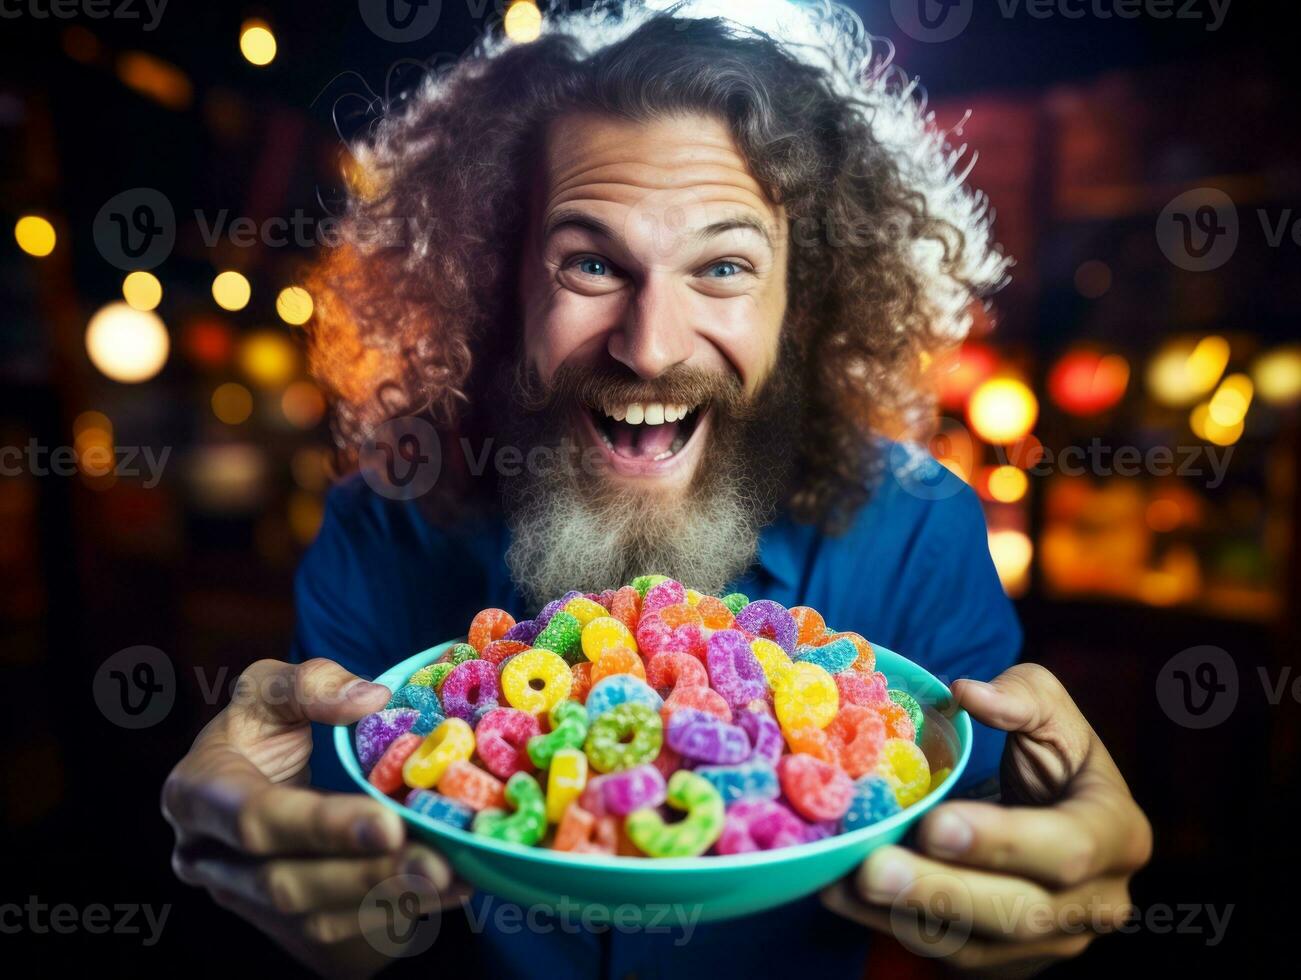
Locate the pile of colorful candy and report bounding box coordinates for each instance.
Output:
[354,577,951,858]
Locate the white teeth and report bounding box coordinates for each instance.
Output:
[600,401,698,425]
[624,403,645,425]
[652,450,674,461]
[644,403,665,425]
[608,404,626,422]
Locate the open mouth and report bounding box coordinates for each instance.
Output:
[581,399,706,465]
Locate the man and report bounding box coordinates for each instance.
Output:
[163,3,1151,976]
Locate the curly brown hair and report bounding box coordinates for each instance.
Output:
[305,1,1008,532]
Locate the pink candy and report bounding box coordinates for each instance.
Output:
[834,670,889,707]
[716,799,807,855]
[474,707,540,778]
[440,660,502,723]
[641,579,687,617]
[580,764,666,816]
[645,650,708,699]
[636,609,706,661]
[705,630,767,708]
[778,753,854,822]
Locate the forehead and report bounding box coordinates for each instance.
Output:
[538,111,781,229]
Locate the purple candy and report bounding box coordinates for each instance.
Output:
[717,799,807,855]
[706,630,767,708]
[536,591,583,628]
[737,708,784,766]
[440,660,501,723]
[667,708,751,765]
[355,708,419,772]
[583,764,666,816]
[503,619,543,644]
[735,600,798,654]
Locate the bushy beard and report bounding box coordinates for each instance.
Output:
[494,340,804,611]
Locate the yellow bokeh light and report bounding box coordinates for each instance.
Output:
[1207,373,1253,428]
[73,410,111,438]
[967,378,1039,445]
[1252,346,1301,406]
[504,1,543,43]
[212,270,251,311]
[1190,402,1244,447]
[212,382,254,425]
[987,465,1029,504]
[240,20,277,66]
[289,491,325,545]
[85,302,170,383]
[73,410,115,477]
[122,270,163,311]
[275,286,314,326]
[239,331,298,388]
[988,529,1033,596]
[1148,336,1230,407]
[281,380,326,429]
[15,215,57,257]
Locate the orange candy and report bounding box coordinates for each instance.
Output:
[609,586,642,632]
[467,608,515,652]
[661,684,732,723]
[825,703,887,778]
[568,661,593,704]
[695,595,736,631]
[590,646,647,685]
[823,631,874,673]
[784,726,836,764]
[790,606,826,646]
[437,760,506,810]
[874,700,916,741]
[554,803,616,854]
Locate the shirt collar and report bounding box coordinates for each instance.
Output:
[754,511,812,590]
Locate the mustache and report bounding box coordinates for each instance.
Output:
[511,361,756,420]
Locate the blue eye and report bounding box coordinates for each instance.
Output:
[705,261,742,278]
[577,258,609,276]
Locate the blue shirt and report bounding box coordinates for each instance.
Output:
[291,451,1021,978]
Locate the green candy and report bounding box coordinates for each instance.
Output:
[888,689,925,744]
[472,772,546,846]
[443,643,479,666]
[533,611,583,663]
[526,700,589,769]
[585,702,662,773]
[412,662,456,693]
[625,770,724,857]
[630,574,669,598]
[720,593,750,615]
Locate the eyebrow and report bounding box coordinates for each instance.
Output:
[542,209,775,250]
[696,216,774,250]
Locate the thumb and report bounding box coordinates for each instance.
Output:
[231,658,392,728]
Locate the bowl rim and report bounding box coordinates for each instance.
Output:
[334,639,972,871]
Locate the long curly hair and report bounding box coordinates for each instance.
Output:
[305,0,1009,532]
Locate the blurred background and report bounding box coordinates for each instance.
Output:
[1,0,1295,974]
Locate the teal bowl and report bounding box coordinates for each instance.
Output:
[335,641,971,923]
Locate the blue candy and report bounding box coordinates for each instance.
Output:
[585,674,663,722]
[400,683,445,735]
[404,789,474,829]
[795,637,858,674]
[841,775,902,832]
[695,761,780,805]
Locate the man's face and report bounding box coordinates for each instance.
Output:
[518,111,790,494]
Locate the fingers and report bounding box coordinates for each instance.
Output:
[231,658,392,729]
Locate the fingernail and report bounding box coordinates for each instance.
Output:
[355,817,390,850]
[961,679,994,694]
[344,679,387,703]
[927,811,973,858]
[402,850,449,890]
[865,855,913,903]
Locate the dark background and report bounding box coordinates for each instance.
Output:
[1,0,1296,975]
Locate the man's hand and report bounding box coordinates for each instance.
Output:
[162,658,463,978]
[822,663,1153,977]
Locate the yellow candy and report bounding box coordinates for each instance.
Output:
[750,637,793,685]
[685,589,703,607]
[876,738,932,808]
[581,616,637,663]
[403,717,474,789]
[773,661,838,731]
[563,597,608,626]
[546,748,588,823]
[501,649,573,714]
[928,766,952,795]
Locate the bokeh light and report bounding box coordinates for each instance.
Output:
[1048,350,1129,415]
[211,382,254,425]
[182,317,234,368]
[937,340,997,410]
[239,20,277,66]
[1146,498,1182,533]
[280,380,326,429]
[275,286,314,326]
[122,270,163,311]
[84,302,169,383]
[1252,346,1301,406]
[239,331,297,387]
[1190,401,1244,446]
[212,270,251,311]
[988,529,1033,596]
[986,465,1029,504]
[504,1,543,43]
[1148,335,1230,407]
[1073,260,1112,299]
[15,215,56,257]
[1208,373,1253,428]
[968,378,1039,445]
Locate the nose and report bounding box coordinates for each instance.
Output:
[607,272,694,379]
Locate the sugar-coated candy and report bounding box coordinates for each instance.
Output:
[468,608,515,652]
[835,669,888,707]
[645,650,708,699]
[403,717,475,789]
[784,725,836,765]
[651,741,683,780]
[694,595,735,630]
[527,700,589,769]
[666,708,751,765]
[581,764,666,816]
[641,579,686,616]
[369,733,422,794]
[585,702,663,773]
[533,610,584,663]
[400,684,445,735]
[581,616,637,662]
[661,684,731,723]
[824,632,874,673]
[789,606,826,646]
[795,636,857,674]
[595,589,617,609]
[717,799,806,854]
[563,596,608,626]
[569,661,593,703]
[553,803,616,854]
[474,707,541,778]
[875,737,931,807]
[355,708,419,771]
[472,772,546,846]
[778,753,854,822]
[841,774,902,832]
[706,630,767,708]
[545,748,588,823]
[590,646,647,685]
[472,701,501,727]
[502,618,543,645]
[608,586,642,631]
[875,700,917,742]
[585,674,663,722]
[536,591,582,628]
[695,760,780,805]
[500,648,572,715]
[773,661,839,731]
[720,592,750,615]
[444,643,479,666]
[405,789,474,830]
[439,659,501,723]
[438,759,506,810]
[888,689,925,743]
[825,703,887,778]
[630,574,669,598]
[735,599,798,654]
[481,639,530,666]
[737,707,784,765]
[635,606,705,661]
[625,770,725,858]
[749,637,793,685]
[928,766,952,793]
